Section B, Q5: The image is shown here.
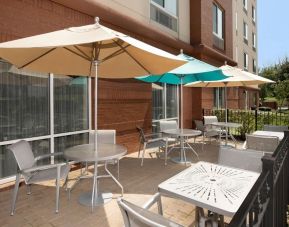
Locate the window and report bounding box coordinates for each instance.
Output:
[0,61,89,180]
[243,21,248,42]
[244,52,249,70]
[214,88,225,109]
[252,6,256,22]
[150,0,178,32]
[243,0,248,11]
[152,83,178,132]
[213,3,224,39]
[252,32,256,49]
[253,59,257,73]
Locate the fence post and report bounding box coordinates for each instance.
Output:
[202,108,205,117]
[261,154,275,227]
[255,109,258,130]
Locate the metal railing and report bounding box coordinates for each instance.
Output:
[229,131,289,226]
[203,108,289,139]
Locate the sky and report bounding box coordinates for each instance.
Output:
[258,0,289,69]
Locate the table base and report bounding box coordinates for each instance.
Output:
[78,191,112,206]
[171,156,192,164]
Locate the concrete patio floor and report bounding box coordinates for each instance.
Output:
[0,138,240,227]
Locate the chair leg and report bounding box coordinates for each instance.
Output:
[164,141,168,166]
[26,184,31,195]
[11,173,20,216]
[117,159,120,180]
[138,142,142,158]
[141,142,147,166]
[55,166,61,214]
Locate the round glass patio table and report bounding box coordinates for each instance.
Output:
[64,143,127,208]
[210,122,242,147]
[163,129,202,164]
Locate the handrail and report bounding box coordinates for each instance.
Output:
[228,131,289,226]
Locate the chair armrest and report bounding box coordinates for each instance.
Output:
[147,137,168,143]
[21,162,67,174]
[144,133,163,139]
[34,152,64,162]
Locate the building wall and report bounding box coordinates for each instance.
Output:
[232,0,258,73]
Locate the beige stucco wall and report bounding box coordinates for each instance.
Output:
[232,0,258,74]
[92,0,190,44]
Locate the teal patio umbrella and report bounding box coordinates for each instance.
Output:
[137,51,228,129]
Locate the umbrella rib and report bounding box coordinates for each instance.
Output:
[113,39,151,74]
[63,47,91,62]
[19,48,56,69]
[73,45,92,60]
[100,44,130,63]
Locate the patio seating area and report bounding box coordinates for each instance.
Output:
[0,138,234,227]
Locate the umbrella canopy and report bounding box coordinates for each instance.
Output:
[0,18,185,78]
[136,52,227,84]
[0,18,186,152]
[185,65,274,87]
[136,52,227,129]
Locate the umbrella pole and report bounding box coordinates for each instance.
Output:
[93,61,98,151]
[181,77,183,130]
[225,82,228,145]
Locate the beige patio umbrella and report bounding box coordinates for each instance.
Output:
[185,64,274,143]
[0,17,185,150]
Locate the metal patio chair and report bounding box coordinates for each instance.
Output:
[118,193,184,227]
[8,140,70,215]
[218,146,263,173]
[136,126,168,166]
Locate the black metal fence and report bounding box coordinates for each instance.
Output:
[229,131,289,227]
[203,109,289,139]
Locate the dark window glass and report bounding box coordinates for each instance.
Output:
[152,0,164,7]
[54,76,88,133]
[0,61,49,142]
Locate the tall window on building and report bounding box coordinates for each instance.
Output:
[253,59,257,73]
[243,0,248,11]
[244,52,249,70]
[214,87,225,109]
[252,32,256,50]
[212,3,224,50]
[252,6,256,22]
[152,83,178,132]
[243,21,248,43]
[150,0,178,32]
[0,61,89,180]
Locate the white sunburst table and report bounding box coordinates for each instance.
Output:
[158,161,260,225]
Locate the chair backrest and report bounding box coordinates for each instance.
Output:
[117,198,183,227]
[203,116,218,125]
[7,140,35,172]
[218,147,263,173]
[89,130,116,144]
[263,125,288,132]
[246,134,279,153]
[159,120,178,132]
[194,120,205,132]
[136,126,147,144]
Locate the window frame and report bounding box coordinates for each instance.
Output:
[244,52,249,70]
[0,66,90,183]
[213,3,224,40]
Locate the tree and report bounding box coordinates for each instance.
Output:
[274,80,289,109]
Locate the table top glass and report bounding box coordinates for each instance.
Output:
[210,122,242,128]
[253,130,284,141]
[162,128,202,137]
[158,161,259,217]
[64,143,127,162]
